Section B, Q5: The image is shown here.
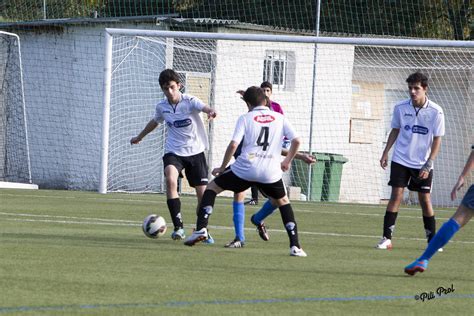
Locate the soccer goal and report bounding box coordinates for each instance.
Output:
[100,28,473,207]
[0,31,36,190]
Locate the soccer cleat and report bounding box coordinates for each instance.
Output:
[250,214,270,241]
[224,239,244,248]
[245,199,258,206]
[404,259,428,276]
[289,246,307,257]
[438,247,443,252]
[171,228,186,240]
[203,232,215,244]
[183,228,208,246]
[375,237,392,250]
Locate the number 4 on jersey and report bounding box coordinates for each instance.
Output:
[256,126,270,151]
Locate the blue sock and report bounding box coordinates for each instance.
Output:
[253,200,276,223]
[233,201,245,242]
[419,218,460,261]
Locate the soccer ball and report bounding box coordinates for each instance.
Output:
[142,214,167,239]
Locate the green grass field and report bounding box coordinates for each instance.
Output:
[1,189,473,315]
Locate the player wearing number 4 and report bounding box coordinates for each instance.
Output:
[376,72,445,250]
[184,86,307,256]
[405,146,474,275]
[131,69,217,242]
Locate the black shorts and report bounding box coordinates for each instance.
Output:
[163,152,209,187]
[388,161,433,193]
[213,168,286,200]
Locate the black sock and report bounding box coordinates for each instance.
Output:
[423,215,436,242]
[279,204,300,248]
[251,185,259,201]
[167,198,183,230]
[383,211,398,239]
[196,190,217,230]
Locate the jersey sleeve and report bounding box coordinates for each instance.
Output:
[231,115,246,143]
[391,105,401,129]
[189,95,205,112]
[433,109,445,137]
[153,104,164,123]
[282,117,297,140]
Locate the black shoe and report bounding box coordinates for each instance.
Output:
[250,215,269,241]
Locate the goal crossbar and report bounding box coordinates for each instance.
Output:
[105,28,474,48]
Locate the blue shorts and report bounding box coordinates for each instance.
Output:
[461,185,474,210]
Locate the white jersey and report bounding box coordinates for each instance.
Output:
[391,98,445,169]
[230,105,298,183]
[154,94,208,157]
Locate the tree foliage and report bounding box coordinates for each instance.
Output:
[0,0,471,40]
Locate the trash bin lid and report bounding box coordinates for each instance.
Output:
[330,154,348,163]
[314,153,331,161]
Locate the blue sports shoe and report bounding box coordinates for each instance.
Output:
[171,228,186,240]
[203,232,215,244]
[404,259,428,276]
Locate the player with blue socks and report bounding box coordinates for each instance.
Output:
[405,146,473,275]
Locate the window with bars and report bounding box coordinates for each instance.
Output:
[263,50,295,91]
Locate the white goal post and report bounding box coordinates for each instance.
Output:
[100,28,473,207]
[0,31,36,190]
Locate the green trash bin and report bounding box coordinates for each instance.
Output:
[291,153,330,201]
[321,153,348,202]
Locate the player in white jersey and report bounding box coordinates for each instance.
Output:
[131,69,217,241]
[184,86,307,256]
[376,72,445,250]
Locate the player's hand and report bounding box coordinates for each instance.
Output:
[207,111,217,120]
[418,159,433,179]
[130,136,142,145]
[303,154,316,165]
[450,176,465,201]
[212,167,225,176]
[281,160,291,172]
[380,153,389,169]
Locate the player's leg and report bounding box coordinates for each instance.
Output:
[245,185,259,205]
[185,169,250,246]
[163,154,186,240]
[250,198,275,241]
[377,162,409,249]
[185,152,215,244]
[225,191,246,248]
[405,186,474,275]
[260,180,306,256]
[409,168,436,243]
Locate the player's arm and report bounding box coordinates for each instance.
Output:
[130,119,158,144]
[201,105,217,120]
[281,137,301,172]
[451,149,474,200]
[281,148,316,164]
[212,140,239,176]
[380,128,399,169]
[419,136,442,179]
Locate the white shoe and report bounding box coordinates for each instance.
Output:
[438,247,443,252]
[184,228,208,246]
[375,237,392,250]
[290,246,307,257]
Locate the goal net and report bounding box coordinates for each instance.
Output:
[101,29,473,207]
[0,31,34,189]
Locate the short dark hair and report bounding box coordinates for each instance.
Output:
[260,81,273,91]
[159,69,180,87]
[243,86,266,107]
[406,72,428,88]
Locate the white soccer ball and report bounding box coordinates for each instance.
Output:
[142,214,167,239]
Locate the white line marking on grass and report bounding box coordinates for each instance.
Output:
[0,294,473,313]
[2,212,472,244]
